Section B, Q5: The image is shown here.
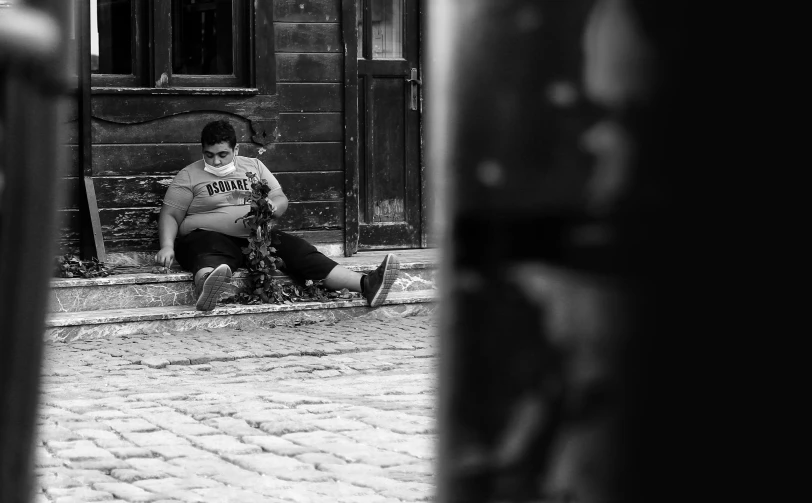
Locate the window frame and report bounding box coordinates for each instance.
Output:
[90,0,148,87]
[90,0,251,89]
[166,0,248,88]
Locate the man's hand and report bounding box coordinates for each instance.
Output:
[267,193,288,219]
[155,246,175,269]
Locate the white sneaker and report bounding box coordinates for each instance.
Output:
[363,254,400,308]
[195,264,232,311]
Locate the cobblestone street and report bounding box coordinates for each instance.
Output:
[33,316,439,503]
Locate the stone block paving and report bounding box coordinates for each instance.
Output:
[35,316,440,503]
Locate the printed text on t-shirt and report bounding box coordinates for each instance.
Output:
[205,179,250,196]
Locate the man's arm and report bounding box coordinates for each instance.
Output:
[156,204,187,268]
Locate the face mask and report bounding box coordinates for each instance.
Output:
[203,158,236,177]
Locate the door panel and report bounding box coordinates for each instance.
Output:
[354,0,421,250]
[370,77,406,223]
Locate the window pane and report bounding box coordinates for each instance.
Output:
[173,0,234,75]
[91,0,132,74]
[371,0,402,59]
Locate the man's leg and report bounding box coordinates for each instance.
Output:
[322,266,364,292]
[175,230,245,311]
[272,230,399,307]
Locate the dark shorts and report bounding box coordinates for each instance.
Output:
[174,229,338,281]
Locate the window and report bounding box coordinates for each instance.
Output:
[371,0,403,59]
[90,0,143,86]
[357,0,404,60]
[90,0,248,88]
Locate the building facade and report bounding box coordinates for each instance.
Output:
[53,0,425,259]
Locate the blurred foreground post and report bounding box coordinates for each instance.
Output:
[431,1,681,501]
[0,0,70,501]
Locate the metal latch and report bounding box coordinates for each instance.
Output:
[406,68,422,111]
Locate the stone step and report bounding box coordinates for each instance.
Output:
[45,289,438,342]
[49,250,438,313]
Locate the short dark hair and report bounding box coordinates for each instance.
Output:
[201,120,237,149]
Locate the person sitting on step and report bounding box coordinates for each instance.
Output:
[154,120,399,311]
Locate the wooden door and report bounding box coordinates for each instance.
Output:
[345,0,422,252]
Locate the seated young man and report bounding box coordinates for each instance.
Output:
[155,120,399,311]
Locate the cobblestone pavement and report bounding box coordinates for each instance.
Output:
[34,316,439,503]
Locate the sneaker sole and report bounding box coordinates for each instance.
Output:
[196,264,232,311]
[369,254,400,308]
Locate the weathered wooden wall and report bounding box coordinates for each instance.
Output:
[57,97,81,254]
[56,0,346,255]
[272,0,345,250]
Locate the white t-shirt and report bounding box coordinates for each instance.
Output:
[162,156,284,238]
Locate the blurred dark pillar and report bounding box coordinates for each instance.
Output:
[0,0,71,501]
[430,1,683,501]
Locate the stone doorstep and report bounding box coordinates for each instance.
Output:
[44,290,438,341]
[47,290,436,327]
[48,250,440,314]
[51,250,439,289]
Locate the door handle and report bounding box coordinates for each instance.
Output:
[406,68,421,111]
